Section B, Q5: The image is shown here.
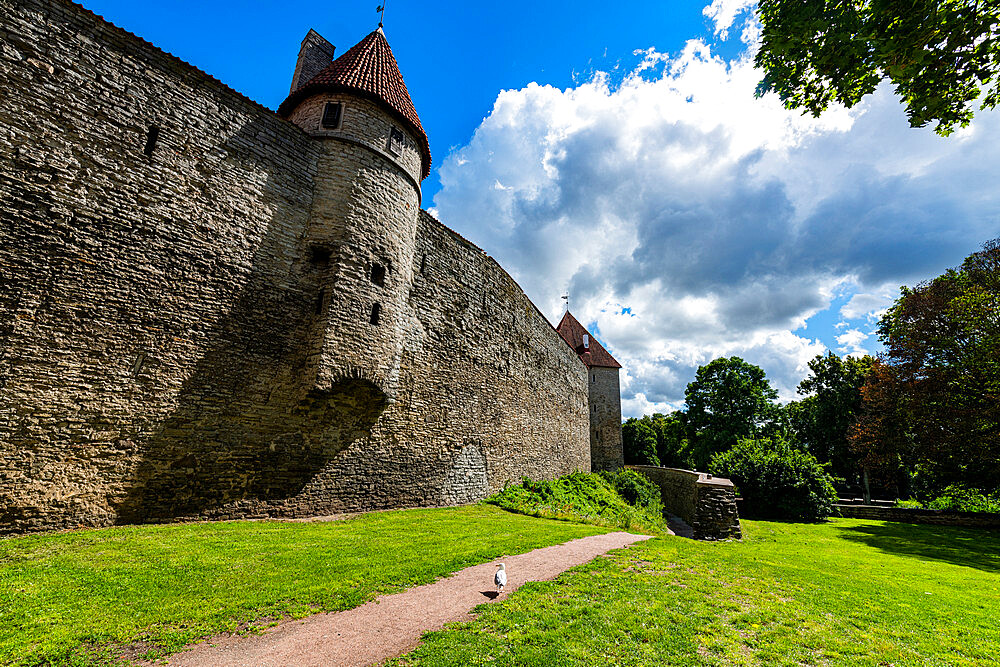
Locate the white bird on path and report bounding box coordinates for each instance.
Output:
[494,563,507,594]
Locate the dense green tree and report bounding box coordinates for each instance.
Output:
[791,352,874,487]
[648,411,691,469]
[709,437,839,521]
[780,396,818,446]
[684,357,779,469]
[755,0,1000,135]
[851,239,1000,495]
[621,417,660,466]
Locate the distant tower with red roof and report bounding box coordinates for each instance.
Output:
[277,27,431,400]
[556,312,624,471]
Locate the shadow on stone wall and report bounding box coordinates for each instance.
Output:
[114,117,384,523]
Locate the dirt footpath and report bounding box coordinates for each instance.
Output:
[161,531,654,667]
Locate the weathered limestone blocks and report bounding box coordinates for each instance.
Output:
[835,504,1000,529]
[629,465,742,540]
[589,366,624,472]
[0,0,591,534]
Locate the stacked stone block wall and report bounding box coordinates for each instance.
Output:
[835,504,1000,529]
[588,366,624,471]
[629,466,741,540]
[289,30,335,94]
[693,479,742,540]
[0,0,590,533]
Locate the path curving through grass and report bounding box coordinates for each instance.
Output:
[0,505,613,665]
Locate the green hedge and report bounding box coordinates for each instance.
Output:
[896,486,1000,513]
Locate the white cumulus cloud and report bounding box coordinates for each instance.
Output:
[431,23,1000,417]
[702,0,756,40]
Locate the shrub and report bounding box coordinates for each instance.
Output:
[709,437,838,521]
[600,468,663,513]
[894,498,925,509]
[485,471,667,533]
[926,485,1000,513]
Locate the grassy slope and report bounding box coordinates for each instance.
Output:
[486,473,668,534]
[392,518,1000,666]
[0,505,610,665]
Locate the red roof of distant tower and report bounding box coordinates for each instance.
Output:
[278,28,431,180]
[556,311,622,369]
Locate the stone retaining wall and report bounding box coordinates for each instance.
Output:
[835,504,1000,529]
[629,466,742,540]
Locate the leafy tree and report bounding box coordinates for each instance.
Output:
[780,395,818,446]
[685,357,779,469]
[649,411,691,468]
[755,0,1000,135]
[850,239,1000,495]
[709,437,839,521]
[621,417,660,466]
[792,352,874,486]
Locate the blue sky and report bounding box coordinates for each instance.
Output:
[83,0,1000,416]
[80,0,720,201]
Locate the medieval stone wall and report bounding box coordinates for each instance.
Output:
[0,0,590,534]
[835,504,1000,530]
[588,366,624,471]
[629,465,742,540]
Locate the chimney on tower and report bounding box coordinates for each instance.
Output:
[290,29,335,93]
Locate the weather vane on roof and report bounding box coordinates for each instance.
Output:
[376,2,387,28]
[562,293,569,313]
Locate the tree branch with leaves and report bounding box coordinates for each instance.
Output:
[755,0,1000,135]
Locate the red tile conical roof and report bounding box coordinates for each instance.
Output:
[278,28,431,180]
[556,311,622,369]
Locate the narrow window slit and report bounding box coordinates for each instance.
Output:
[143,125,160,157]
[369,302,381,325]
[315,288,325,315]
[371,263,386,286]
[309,246,331,266]
[131,352,146,378]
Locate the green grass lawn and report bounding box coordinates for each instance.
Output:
[0,505,611,665]
[392,518,1000,666]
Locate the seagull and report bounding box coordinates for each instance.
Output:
[494,563,507,594]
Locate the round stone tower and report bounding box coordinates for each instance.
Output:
[278,28,431,400]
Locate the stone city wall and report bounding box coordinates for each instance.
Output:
[629,466,742,540]
[0,0,590,534]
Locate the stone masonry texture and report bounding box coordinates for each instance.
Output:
[290,30,335,94]
[589,366,624,471]
[0,0,591,533]
[629,465,742,540]
[835,504,1000,530]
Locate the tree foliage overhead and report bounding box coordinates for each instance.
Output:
[755,0,1000,135]
[851,239,1000,494]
